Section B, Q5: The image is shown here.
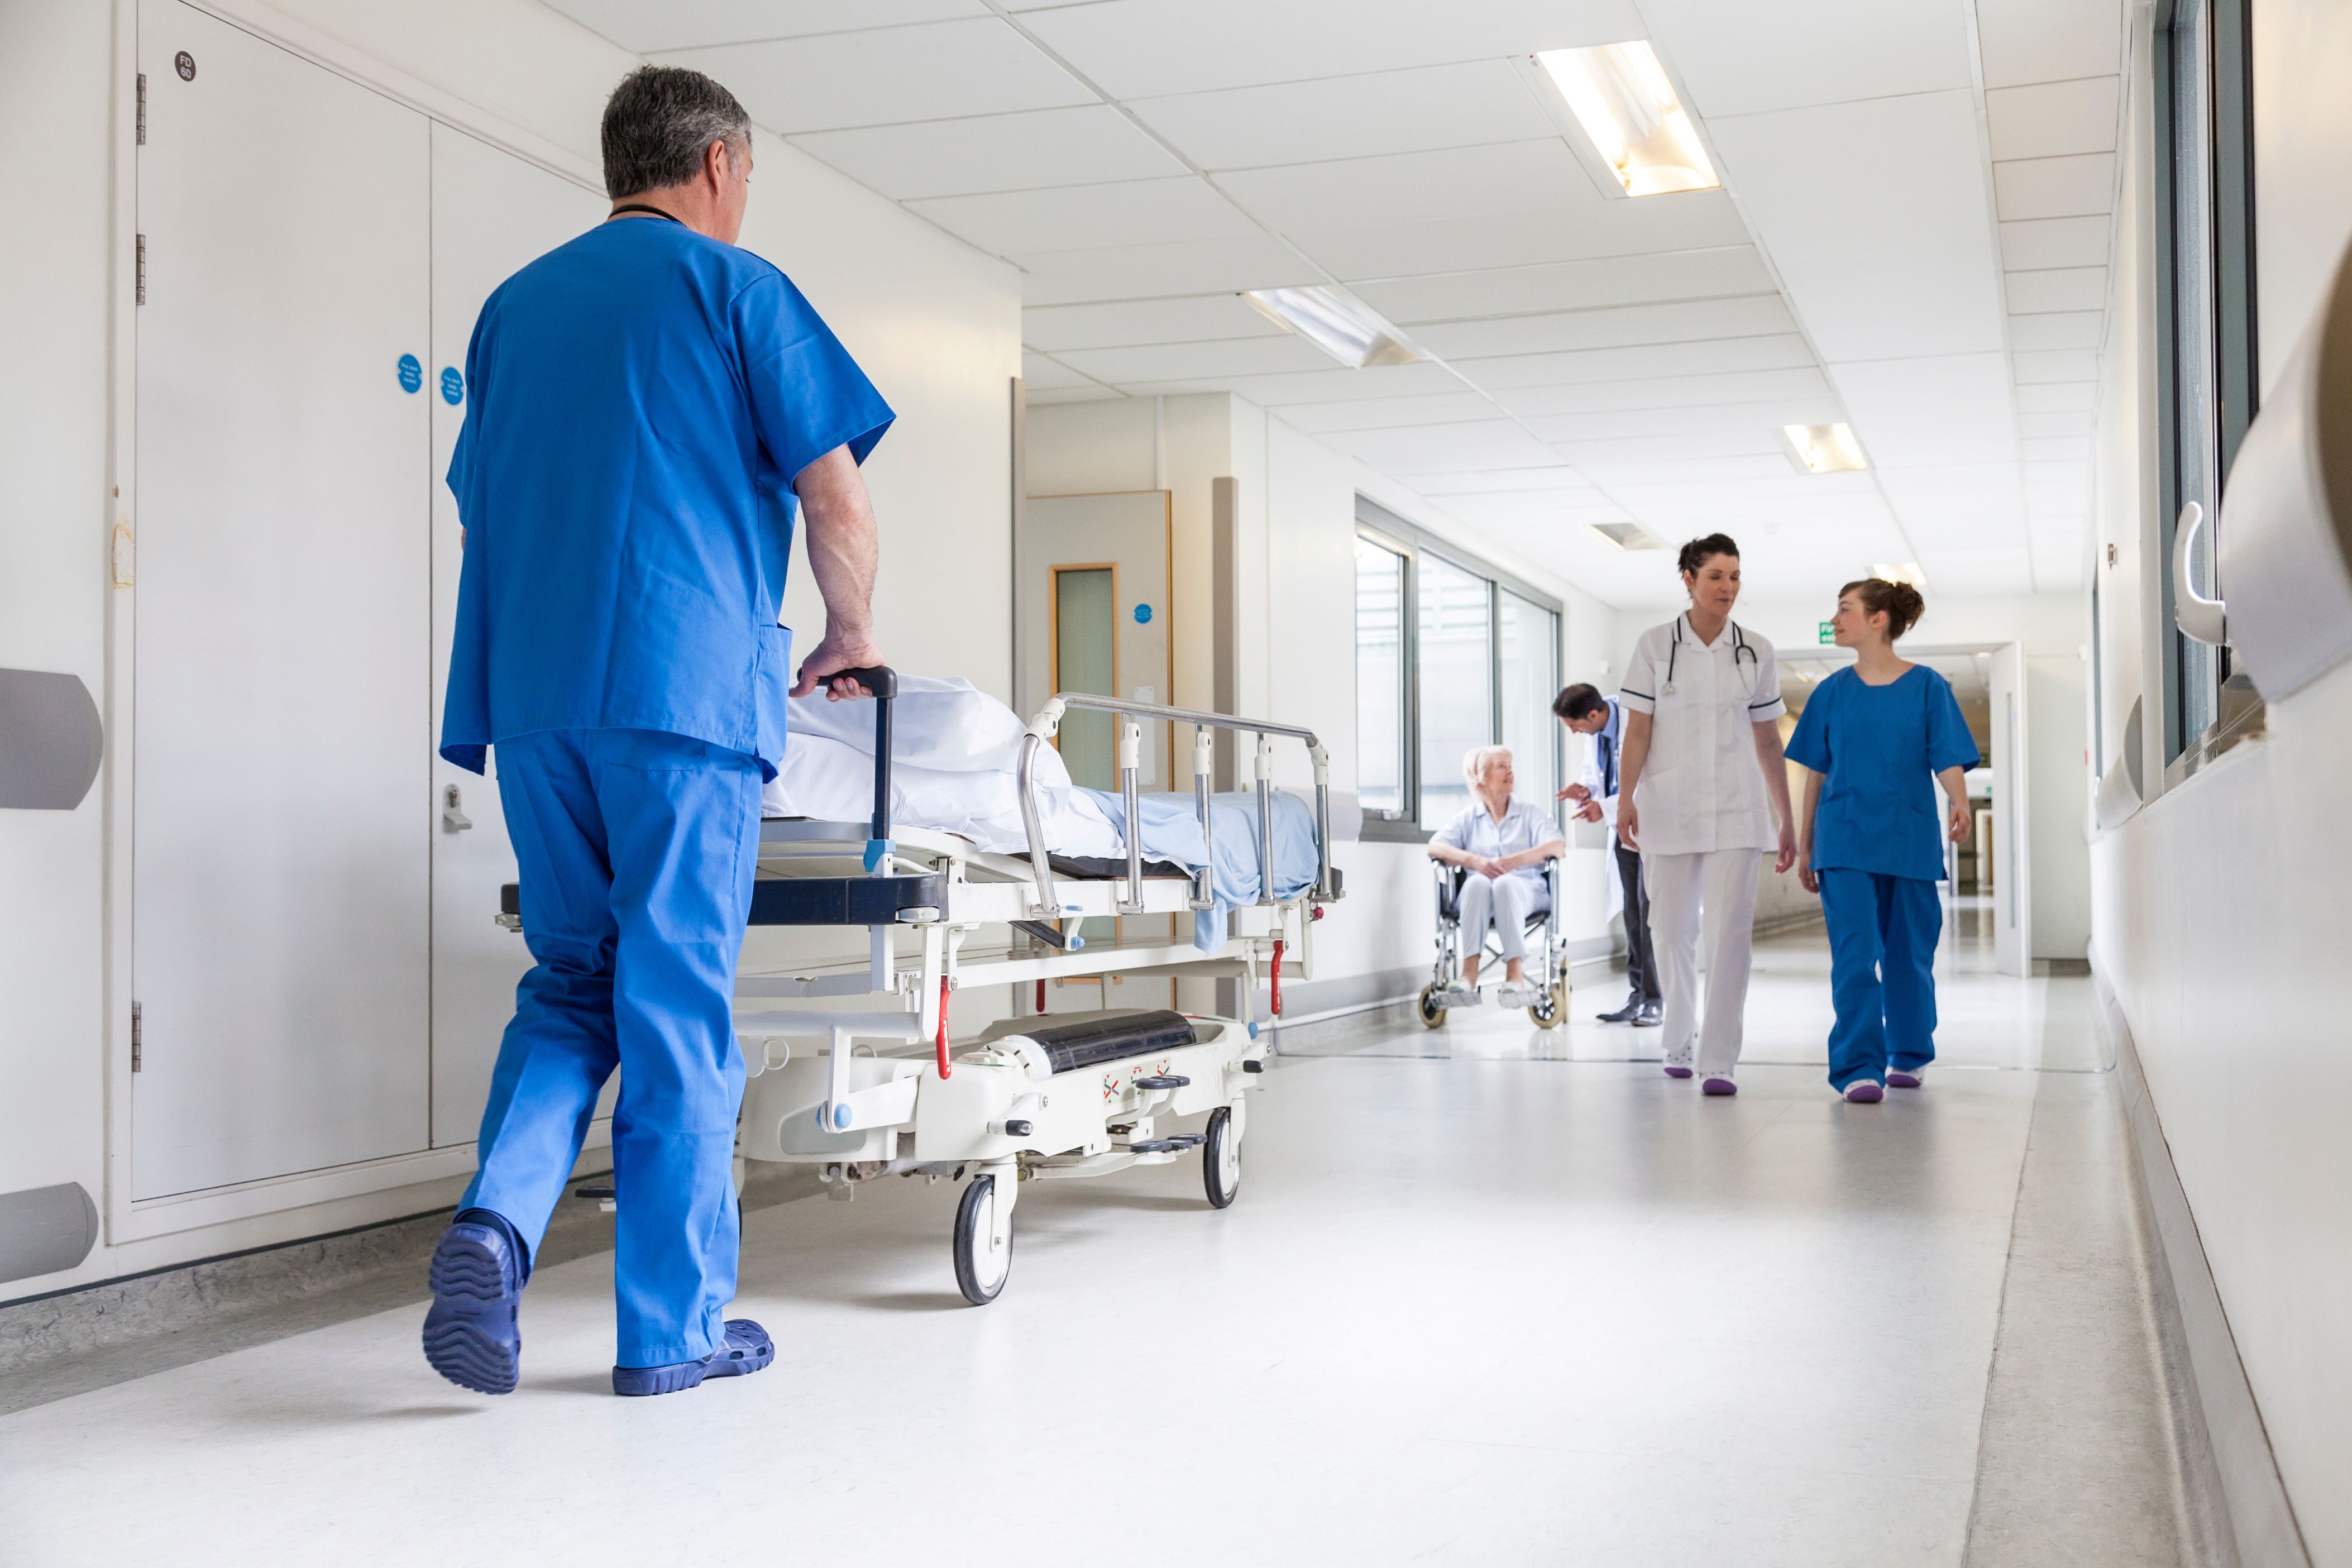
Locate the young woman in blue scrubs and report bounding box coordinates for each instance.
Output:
[1784,579,1980,1103]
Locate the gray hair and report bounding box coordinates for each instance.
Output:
[1462,745,1512,790]
[600,66,752,200]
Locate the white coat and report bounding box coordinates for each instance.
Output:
[1617,614,1787,857]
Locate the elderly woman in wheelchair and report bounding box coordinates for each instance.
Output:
[1421,745,1569,1028]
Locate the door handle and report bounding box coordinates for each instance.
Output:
[442,783,473,832]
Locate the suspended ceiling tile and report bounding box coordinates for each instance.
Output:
[1022,294,1286,352]
[1021,350,1102,390]
[1217,140,1595,231]
[1491,366,1833,415]
[2013,381,2098,412]
[1294,194,1751,282]
[2020,436,2092,462]
[1992,152,2117,221]
[1708,90,2005,360]
[1876,464,2027,546]
[1119,360,1467,404]
[1414,465,1595,495]
[2013,348,2100,384]
[1827,353,2018,467]
[1438,491,1630,525]
[1054,334,1337,383]
[1985,77,2122,161]
[909,176,1257,256]
[2016,410,2096,437]
[790,106,1186,201]
[2000,215,2112,271]
[656,18,1095,134]
[2006,266,2109,313]
[1015,0,1646,100]
[1545,429,1789,465]
[1328,419,1564,473]
[1026,383,1128,404]
[1642,0,1972,117]
[1410,294,1795,360]
[1455,334,1818,390]
[2007,310,2106,351]
[1127,59,1556,171]
[1528,399,1842,443]
[544,0,982,53]
[1016,236,1317,305]
[1919,549,2035,594]
[1350,247,1775,327]
[1976,0,2125,88]
[1271,392,1515,434]
[1572,453,1803,486]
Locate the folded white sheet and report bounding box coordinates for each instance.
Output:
[769,675,1131,854]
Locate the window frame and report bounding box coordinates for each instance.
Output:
[2152,0,2257,764]
[1352,496,1565,842]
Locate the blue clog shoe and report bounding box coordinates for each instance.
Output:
[613,1319,775,1398]
[422,1211,527,1395]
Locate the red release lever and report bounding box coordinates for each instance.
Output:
[935,974,953,1079]
[1271,938,1285,1017]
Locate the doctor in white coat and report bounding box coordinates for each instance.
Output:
[1615,534,1798,1095]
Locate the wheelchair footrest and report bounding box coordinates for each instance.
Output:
[1433,986,1483,1007]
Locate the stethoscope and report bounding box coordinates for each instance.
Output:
[1660,615,1758,696]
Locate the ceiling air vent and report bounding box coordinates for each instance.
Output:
[1588,522,1666,551]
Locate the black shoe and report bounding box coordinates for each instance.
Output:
[1596,996,1645,1024]
[1632,1002,1662,1027]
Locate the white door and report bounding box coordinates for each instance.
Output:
[133,3,432,1197]
[427,124,607,1146]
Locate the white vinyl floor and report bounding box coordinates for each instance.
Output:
[0,912,2161,1566]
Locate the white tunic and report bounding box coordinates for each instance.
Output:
[1618,614,1787,857]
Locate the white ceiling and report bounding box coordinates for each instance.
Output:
[542,0,2126,610]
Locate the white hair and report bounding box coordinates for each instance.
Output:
[1462,745,1513,791]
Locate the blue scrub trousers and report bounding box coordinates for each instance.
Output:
[461,728,762,1368]
[1817,868,1942,1092]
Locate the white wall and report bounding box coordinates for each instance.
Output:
[1025,395,1620,1006]
[0,0,1018,1299]
[2088,3,2352,1556]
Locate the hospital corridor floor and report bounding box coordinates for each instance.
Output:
[0,922,2190,1566]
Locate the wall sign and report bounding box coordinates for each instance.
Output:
[396,353,422,393]
[1818,621,1834,644]
[1133,603,1153,624]
[439,367,463,405]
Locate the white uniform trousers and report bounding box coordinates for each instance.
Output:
[1642,849,1761,1073]
[1457,873,1538,961]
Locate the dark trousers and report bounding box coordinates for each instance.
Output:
[1615,836,1661,1002]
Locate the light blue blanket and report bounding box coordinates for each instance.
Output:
[1079,789,1322,950]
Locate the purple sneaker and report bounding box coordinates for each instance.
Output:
[1663,1064,1694,1079]
[1887,1067,1925,1088]
[1701,1074,1737,1096]
[1843,1079,1884,1103]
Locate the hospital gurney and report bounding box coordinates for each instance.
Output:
[499,668,1342,1303]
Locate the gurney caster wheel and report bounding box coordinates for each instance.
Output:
[952,1175,1012,1306]
[1202,1106,1241,1210]
[1528,978,1566,1030]
[1417,983,1448,1030]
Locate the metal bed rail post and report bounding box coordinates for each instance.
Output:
[1253,732,1275,906]
[1309,739,1335,901]
[1117,716,1145,915]
[1016,701,1065,921]
[1190,726,1216,910]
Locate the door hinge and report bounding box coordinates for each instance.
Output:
[131,1000,143,1073]
[136,234,146,305]
[136,73,147,144]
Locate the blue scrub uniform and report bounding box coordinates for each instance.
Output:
[1784,666,1979,1092]
[441,216,893,1368]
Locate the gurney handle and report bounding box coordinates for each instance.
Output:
[827,666,898,850]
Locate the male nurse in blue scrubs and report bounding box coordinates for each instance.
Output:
[421,66,895,1398]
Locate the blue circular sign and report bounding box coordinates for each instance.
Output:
[1133,603,1153,624]
[396,353,422,393]
[439,367,464,405]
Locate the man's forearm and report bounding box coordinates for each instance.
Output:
[795,445,878,642]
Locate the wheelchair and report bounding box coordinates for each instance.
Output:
[1417,857,1569,1030]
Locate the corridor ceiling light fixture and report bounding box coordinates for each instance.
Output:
[1534,41,1719,198]
[1587,521,1666,551]
[1781,422,1868,474]
[1873,562,1930,589]
[1239,286,1422,369]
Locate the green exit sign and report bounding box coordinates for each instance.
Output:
[1819,621,1835,644]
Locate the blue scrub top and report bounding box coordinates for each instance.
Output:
[1784,665,1980,881]
[439,216,895,779]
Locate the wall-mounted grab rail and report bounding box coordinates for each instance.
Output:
[1014,694,1335,924]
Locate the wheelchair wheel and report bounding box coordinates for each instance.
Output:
[1528,977,1567,1030]
[1417,982,1448,1029]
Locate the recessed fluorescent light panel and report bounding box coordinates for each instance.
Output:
[1240,286,1422,369]
[1873,562,1929,589]
[1588,522,1666,551]
[1535,41,1718,198]
[1782,423,1868,474]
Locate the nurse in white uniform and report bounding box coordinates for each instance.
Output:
[1615,534,1798,1095]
